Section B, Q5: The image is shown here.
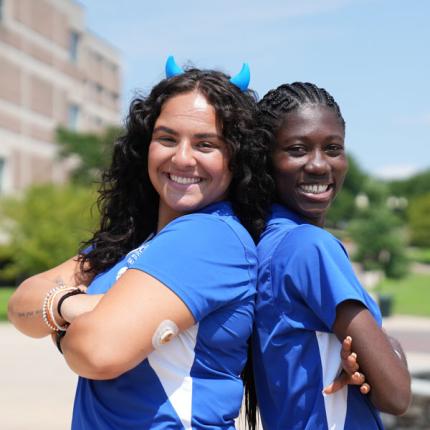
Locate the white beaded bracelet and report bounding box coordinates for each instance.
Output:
[42,285,76,332]
[48,287,77,331]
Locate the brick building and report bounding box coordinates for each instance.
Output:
[0,0,122,194]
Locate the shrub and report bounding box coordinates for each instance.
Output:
[0,184,98,281]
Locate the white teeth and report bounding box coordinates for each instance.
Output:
[300,184,329,194]
[169,174,201,185]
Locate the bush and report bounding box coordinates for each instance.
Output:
[0,184,98,280]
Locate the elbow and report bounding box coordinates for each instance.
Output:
[63,317,133,380]
[375,383,412,416]
[67,352,125,380]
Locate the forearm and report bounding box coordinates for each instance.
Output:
[334,301,411,415]
[61,311,133,380]
[8,276,65,338]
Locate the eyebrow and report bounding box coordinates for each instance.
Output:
[153,126,222,140]
[194,133,222,140]
[152,126,179,136]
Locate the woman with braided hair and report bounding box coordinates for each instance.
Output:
[250,82,411,429]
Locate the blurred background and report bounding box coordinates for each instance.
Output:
[0,0,429,429]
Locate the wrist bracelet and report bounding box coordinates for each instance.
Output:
[55,330,67,354]
[42,285,74,332]
[57,289,86,320]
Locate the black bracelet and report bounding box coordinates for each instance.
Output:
[57,289,85,319]
[55,330,67,354]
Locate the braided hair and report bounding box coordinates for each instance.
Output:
[243,82,345,430]
[258,82,345,137]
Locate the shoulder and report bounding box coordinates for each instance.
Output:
[276,223,345,257]
[162,212,256,254]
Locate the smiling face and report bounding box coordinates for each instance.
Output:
[272,104,348,226]
[148,90,232,230]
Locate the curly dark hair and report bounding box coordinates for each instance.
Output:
[78,68,274,277]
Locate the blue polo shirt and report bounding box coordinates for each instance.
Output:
[253,204,383,429]
[72,201,257,429]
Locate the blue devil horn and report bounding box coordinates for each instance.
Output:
[165,56,184,78]
[230,63,250,91]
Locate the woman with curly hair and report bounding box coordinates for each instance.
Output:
[8,59,273,429]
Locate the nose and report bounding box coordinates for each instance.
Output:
[304,149,330,175]
[171,141,196,169]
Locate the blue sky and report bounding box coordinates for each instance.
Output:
[80,0,430,179]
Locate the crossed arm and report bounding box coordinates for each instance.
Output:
[9,261,410,412]
[332,300,411,415]
[7,257,195,379]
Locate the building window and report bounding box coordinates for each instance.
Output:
[0,157,5,194]
[68,104,80,130]
[69,30,80,63]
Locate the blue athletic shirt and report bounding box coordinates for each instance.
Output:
[253,204,384,430]
[72,201,257,429]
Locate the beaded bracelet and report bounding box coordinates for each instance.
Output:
[42,285,76,332]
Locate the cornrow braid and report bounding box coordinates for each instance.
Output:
[258,82,345,134]
[243,82,346,430]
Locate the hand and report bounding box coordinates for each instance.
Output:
[324,336,371,395]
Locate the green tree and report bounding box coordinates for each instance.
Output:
[387,168,430,199]
[0,184,98,280]
[408,193,430,247]
[327,154,368,226]
[56,126,122,184]
[348,206,409,278]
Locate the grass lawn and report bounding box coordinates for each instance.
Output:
[378,273,430,317]
[0,287,14,321]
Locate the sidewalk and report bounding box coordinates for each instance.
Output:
[1,316,430,430]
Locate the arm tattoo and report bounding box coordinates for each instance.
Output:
[15,309,43,318]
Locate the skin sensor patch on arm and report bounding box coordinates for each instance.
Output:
[152,320,179,349]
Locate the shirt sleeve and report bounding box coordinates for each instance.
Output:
[275,225,382,330]
[128,214,257,322]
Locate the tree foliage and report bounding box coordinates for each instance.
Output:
[407,193,430,247]
[0,184,98,281]
[387,168,430,199]
[348,207,409,279]
[56,126,122,184]
[327,154,368,226]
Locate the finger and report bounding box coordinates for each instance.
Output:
[360,383,371,395]
[324,372,348,395]
[346,354,359,373]
[340,336,352,360]
[351,372,365,385]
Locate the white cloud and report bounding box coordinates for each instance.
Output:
[373,164,419,180]
[395,113,430,126]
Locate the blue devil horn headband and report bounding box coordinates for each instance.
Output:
[229,63,250,92]
[165,56,184,77]
[165,56,250,92]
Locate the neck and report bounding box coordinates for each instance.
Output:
[156,203,185,232]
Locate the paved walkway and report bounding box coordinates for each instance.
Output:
[1,316,430,430]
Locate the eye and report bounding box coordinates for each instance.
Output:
[196,141,217,152]
[157,136,176,146]
[325,144,344,156]
[283,145,307,157]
